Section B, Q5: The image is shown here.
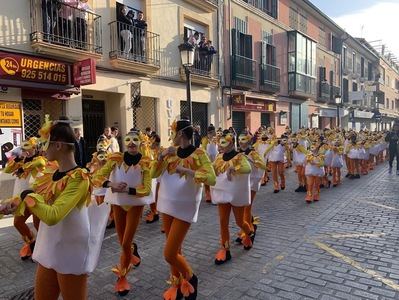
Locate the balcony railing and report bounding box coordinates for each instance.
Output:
[232,54,256,89]
[242,0,278,18]
[288,72,316,98]
[30,0,102,55]
[260,64,280,93]
[330,85,340,103]
[318,81,330,102]
[109,21,160,67]
[188,52,219,79]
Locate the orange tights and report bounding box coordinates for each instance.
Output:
[14,209,40,242]
[296,165,306,186]
[162,213,192,279]
[218,203,252,247]
[270,161,285,190]
[306,176,321,198]
[244,191,256,232]
[150,182,160,214]
[348,159,360,175]
[34,264,87,300]
[113,205,144,271]
[332,167,341,185]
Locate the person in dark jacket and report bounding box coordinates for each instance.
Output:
[385,122,399,174]
[74,128,87,167]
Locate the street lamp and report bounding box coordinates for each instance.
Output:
[335,95,342,128]
[178,42,195,127]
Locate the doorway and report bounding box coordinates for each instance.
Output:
[82,99,105,160]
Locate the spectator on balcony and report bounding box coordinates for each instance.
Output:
[198,36,208,71]
[205,40,217,73]
[117,5,134,58]
[75,0,92,49]
[187,31,200,47]
[133,11,147,62]
[58,0,78,44]
[41,0,58,41]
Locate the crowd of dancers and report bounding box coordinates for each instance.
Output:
[0,115,391,300]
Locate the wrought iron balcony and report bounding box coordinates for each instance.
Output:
[288,72,316,99]
[317,81,330,102]
[259,64,280,93]
[109,21,160,75]
[179,51,219,88]
[232,54,256,90]
[330,85,340,103]
[30,0,102,61]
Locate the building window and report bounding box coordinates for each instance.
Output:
[360,57,365,78]
[380,66,385,84]
[368,62,373,81]
[352,82,358,92]
[288,31,316,95]
[234,17,248,34]
[386,98,389,109]
[289,7,298,30]
[343,46,347,70]
[352,52,356,73]
[318,27,326,49]
[299,13,307,34]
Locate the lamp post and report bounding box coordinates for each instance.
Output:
[178,43,195,126]
[335,95,342,128]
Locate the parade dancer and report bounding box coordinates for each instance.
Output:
[331,140,344,187]
[146,134,163,223]
[211,130,255,265]
[253,130,270,186]
[305,143,325,203]
[152,119,215,300]
[346,134,361,179]
[93,129,153,296]
[0,116,105,300]
[4,137,46,260]
[201,125,219,203]
[237,132,266,242]
[265,134,286,193]
[292,135,308,192]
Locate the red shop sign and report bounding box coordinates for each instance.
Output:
[73,58,96,86]
[0,51,71,85]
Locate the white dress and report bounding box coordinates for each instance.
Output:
[211,173,251,207]
[33,205,107,275]
[157,172,203,223]
[268,144,285,162]
[293,149,306,166]
[206,143,218,162]
[104,164,154,207]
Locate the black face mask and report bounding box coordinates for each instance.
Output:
[351,137,357,143]
[261,137,268,141]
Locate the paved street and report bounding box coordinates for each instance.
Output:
[1,163,399,300]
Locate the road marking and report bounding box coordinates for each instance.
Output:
[355,199,399,211]
[329,232,386,239]
[103,232,117,241]
[313,240,399,291]
[262,254,285,274]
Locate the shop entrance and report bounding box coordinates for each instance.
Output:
[82,99,105,159]
[232,111,245,134]
[261,113,271,127]
[180,101,208,136]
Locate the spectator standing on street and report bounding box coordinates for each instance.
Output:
[193,125,201,148]
[74,128,87,167]
[110,126,120,153]
[385,121,399,174]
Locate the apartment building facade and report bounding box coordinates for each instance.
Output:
[0,0,222,155]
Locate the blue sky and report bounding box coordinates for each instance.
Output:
[310,0,385,17]
[310,0,399,57]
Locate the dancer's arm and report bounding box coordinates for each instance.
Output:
[193,150,216,186]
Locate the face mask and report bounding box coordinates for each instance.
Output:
[124,135,141,147]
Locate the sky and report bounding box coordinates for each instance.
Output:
[310,0,399,58]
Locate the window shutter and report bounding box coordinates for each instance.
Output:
[261,41,267,65]
[232,28,238,56]
[244,33,253,59]
[270,45,276,65]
